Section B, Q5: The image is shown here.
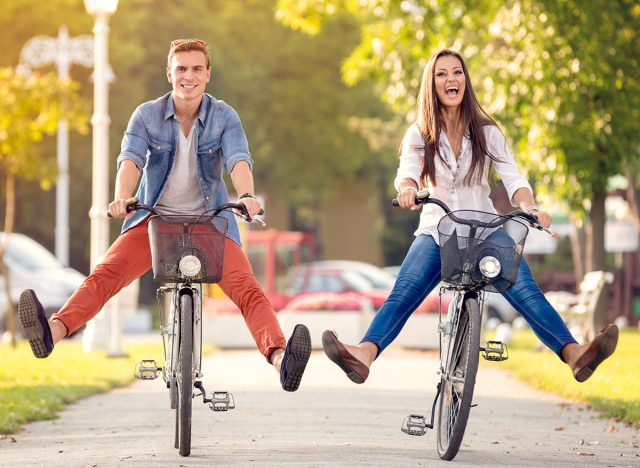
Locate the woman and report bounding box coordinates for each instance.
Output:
[322,48,617,384]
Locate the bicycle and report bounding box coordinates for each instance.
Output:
[394,189,551,461]
[113,197,264,457]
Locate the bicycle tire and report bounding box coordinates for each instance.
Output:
[177,293,194,456]
[436,296,481,460]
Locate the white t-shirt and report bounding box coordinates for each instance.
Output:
[394,124,532,240]
[155,125,206,215]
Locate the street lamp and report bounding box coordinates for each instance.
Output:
[18,26,94,267]
[83,0,124,356]
[84,0,118,271]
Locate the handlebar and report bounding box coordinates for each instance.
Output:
[107,197,265,225]
[392,189,553,235]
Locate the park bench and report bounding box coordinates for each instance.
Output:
[545,270,614,344]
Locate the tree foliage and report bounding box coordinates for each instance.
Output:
[0,67,88,225]
[1,0,390,271]
[276,0,640,327]
[276,0,640,253]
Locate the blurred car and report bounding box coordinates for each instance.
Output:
[285,261,448,313]
[0,233,86,333]
[285,261,391,310]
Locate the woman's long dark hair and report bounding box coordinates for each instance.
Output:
[415,48,501,186]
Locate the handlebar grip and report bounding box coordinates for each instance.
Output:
[107,196,140,218]
[391,199,400,206]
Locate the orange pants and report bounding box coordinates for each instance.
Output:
[52,221,286,361]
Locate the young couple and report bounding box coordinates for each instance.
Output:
[19,40,617,398]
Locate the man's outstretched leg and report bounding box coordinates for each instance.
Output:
[218,238,311,391]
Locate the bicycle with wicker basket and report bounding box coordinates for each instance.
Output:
[122,197,264,457]
[394,189,551,461]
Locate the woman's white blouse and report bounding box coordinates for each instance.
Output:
[394,123,532,240]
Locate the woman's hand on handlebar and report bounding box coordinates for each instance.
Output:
[531,209,552,229]
[396,186,421,210]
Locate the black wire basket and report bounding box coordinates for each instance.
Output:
[147,214,228,283]
[437,210,529,293]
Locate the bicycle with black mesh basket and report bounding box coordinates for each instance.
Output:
[111,196,264,457]
[393,189,551,461]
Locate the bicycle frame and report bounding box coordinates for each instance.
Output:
[157,284,204,394]
[126,198,258,456]
[397,190,548,460]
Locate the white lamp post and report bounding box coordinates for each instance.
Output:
[84,0,118,271]
[83,0,125,356]
[18,26,94,267]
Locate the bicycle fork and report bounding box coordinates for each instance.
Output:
[400,290,508,437]
[134,286,236,412]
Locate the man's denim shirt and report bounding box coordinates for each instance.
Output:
[117,92,252,246]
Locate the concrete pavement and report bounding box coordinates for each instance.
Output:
[1,345,638,467]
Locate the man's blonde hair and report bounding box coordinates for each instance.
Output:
[167,39,210,68]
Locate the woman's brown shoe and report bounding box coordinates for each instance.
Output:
[322,330,370,384]
[572,323,618,382]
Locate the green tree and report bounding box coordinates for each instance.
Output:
[276,0,640,327]
[0,67,88,345]
[2,0,389,264]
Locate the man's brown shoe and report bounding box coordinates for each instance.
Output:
[572,323,618,382]
[322,330,370,384]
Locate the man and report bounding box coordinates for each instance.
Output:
[18,38,311,392]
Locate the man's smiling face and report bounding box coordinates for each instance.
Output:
[166,50,211,103]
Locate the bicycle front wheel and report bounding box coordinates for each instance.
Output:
[176,293,194,457]
[436,296,481,460]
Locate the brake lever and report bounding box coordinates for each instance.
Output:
[246,215,266,226]
[537,225,554,236]
[241,208,266,226]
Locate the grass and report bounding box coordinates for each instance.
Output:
[0,341,165,434]
[483,327,640,427]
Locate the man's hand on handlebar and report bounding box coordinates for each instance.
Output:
[108,197,138,219]
[238,195,263,219]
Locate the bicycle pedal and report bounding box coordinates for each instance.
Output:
[209,391,235,411]
[134,359,161,380]
[481,340,509,361]
[401,414,428,436]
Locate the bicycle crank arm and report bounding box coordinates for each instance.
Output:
[194,381,236,411]
[401,381,442,436]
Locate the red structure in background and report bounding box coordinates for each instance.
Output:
[242,229,316,310]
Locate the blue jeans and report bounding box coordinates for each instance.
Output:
[362,234,577,359]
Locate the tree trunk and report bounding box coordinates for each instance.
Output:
[589,186,608,332]
[1,170,17,346]
[568,213,585,288]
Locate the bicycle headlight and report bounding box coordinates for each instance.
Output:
[179,255,202,277]
[479,256,501,279]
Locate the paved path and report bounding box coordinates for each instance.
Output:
[1,347,638,467]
